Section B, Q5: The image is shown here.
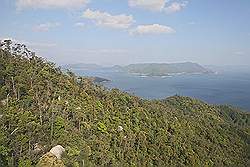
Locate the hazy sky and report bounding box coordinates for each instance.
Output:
[1,0,250,66]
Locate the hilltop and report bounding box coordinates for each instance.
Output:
[0,40,249,166]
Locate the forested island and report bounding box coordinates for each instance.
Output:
[123,63,212,76]
[91,77,110,83]
[64,62,212,77]
[0,40,249,166]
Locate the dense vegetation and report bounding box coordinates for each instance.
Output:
[0,40,249,167]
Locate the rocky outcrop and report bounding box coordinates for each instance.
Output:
[36,145,65,167]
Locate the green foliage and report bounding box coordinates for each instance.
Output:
[54,116,66,138]
[97,122,107,133]
[18,159,32,167]
[0,40,249,166]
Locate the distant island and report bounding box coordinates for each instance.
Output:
[63,63,103,70]
[123,62,212,76]
[64,62,212,77]
[91,76,110,83]
[61,65,111,83]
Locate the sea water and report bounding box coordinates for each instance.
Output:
[74,67,250,111]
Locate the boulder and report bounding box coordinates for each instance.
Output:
[36,145,65,167]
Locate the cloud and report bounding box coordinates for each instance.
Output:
[164,1,188,14]
[130,24,175,35]
[128,0,188,13]
[16,0,89,10]
[234,51,245,56]
[82,9,135,29]
[33,22,60,32]
[74,22,85,28]
[128,0,165,11]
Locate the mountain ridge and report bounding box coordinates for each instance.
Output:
[63,62,212,76]
[123,62,212,76]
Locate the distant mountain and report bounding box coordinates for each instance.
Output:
[62,63,103,70]
[62,63,124,72]
[62,64,111,83]
[63,62,211,76]
[123,62,212,76]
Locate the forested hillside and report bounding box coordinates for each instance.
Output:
[0,40,249,167]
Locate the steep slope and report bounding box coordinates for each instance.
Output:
[0,40,249,166]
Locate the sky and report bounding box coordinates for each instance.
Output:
[0,0,250,66]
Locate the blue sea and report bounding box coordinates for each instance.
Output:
[73,66,250,111]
